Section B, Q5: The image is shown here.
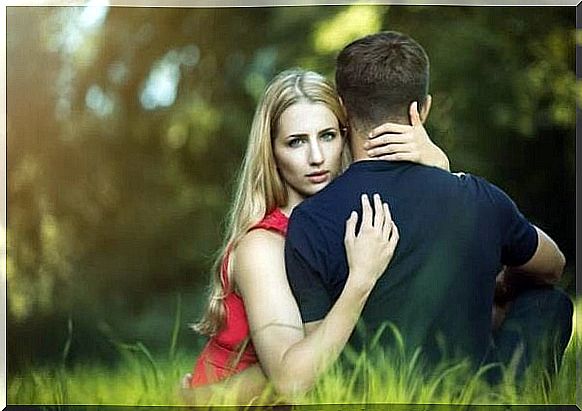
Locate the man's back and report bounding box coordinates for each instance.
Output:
[285,160,538,366]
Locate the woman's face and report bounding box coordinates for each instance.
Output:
[273,101,344,207]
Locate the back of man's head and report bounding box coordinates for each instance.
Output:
[336,31,429,133]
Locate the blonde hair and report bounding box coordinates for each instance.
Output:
[193,69,349,336]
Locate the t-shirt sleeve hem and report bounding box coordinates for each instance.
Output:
[504,223,538,267]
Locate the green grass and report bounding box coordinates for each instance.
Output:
[8,300,580,407]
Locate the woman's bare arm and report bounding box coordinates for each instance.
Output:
[234,194,398,398]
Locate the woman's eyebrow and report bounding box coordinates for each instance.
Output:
[286,132,308,138]
[285,127,337,139]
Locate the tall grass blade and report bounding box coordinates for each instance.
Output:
[458,362,498,404]
[169,293,182,361]
[369,322,389,349]
[61,317,73,368]
[137,341,160,386]
[386,322,406,358]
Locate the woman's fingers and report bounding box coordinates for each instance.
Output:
[358,194,398,251]
[365,104,429,162]
[379,201,398,256]
[373,152,418,162]
[361,193,385,230]
[367,143,415,158]
[372,193,383,228]
[365,133,412,149]
[369,122,412,137]
[345,194,399,286]
[344,210,357,244]
[387,222,399,253]
[409,101,422,127]
[365,104,424,159]
[361,193,373,229]
[381,202,393,238]
[181,373,192,389]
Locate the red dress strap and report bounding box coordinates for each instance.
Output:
[250,208,288,236]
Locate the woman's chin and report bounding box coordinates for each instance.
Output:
[307,181,331,196]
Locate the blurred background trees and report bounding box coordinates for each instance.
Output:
[6,5,575,371]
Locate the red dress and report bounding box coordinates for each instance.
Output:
[191,208,289,386]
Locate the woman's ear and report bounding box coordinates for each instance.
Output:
[420,95,432,124]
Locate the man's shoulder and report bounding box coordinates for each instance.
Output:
[450,171,514,201]
[286,178,350,246]
[391,166,516,216]
[291,172,349,217]
[426,169,497,193]
[288,195,333,236]
[448,171,487,188]
[432,170,525,222]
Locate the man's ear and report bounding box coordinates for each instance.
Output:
[338,96,351,137]
[420,94,432,124]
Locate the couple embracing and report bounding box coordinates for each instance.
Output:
[183,31,573,403]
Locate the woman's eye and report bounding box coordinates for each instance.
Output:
[320,131,337,141]
[288,138,304,148]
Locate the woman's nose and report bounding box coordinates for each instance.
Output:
[309,141,324,165]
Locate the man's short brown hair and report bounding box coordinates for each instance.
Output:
[336,31,429,130]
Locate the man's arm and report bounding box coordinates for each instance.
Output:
[482,180,564,307]
[512,226,565,283]
[495,226,565,304]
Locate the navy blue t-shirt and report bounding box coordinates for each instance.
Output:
[285,160,538,365]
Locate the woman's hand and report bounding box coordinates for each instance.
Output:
[364,102,450,171]
[344,193,399,291]
[181,372,193,389]
[179,368,270,405]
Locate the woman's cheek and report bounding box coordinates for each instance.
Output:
[330,141,345,175]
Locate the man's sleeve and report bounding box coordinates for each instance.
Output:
[487,182,538,267]
[284,208,332,323]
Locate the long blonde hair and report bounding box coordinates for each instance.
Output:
[193,69,349,336]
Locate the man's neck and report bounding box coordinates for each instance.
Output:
[350,117,413,162]
[350,132,376,162]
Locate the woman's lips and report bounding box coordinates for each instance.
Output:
[306,171,330,184]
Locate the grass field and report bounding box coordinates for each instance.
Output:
[8,300,579,407]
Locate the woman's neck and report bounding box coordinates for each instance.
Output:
[279,194,303,217]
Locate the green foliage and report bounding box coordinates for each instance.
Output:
[6,5,575,372]
[8,327,578,406]
[9,300,580,406]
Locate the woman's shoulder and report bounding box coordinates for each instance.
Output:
[229,228,286,290]
[235,226,285,257]
[232,212,286,269]
[228,209,288,284]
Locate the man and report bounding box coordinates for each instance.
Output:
[285,31,573,379]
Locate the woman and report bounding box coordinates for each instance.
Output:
[184,69,449,402]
